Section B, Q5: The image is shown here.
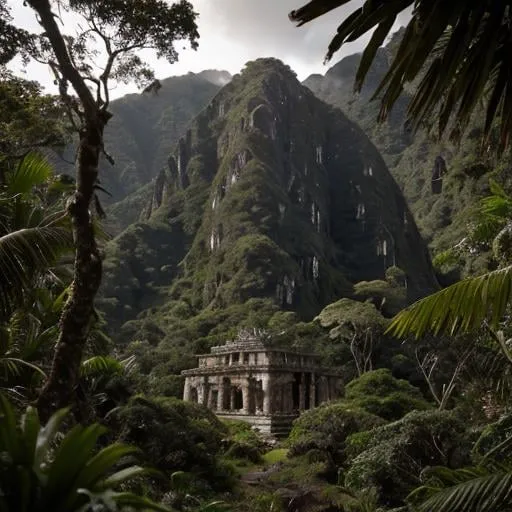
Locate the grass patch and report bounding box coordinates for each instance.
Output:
[262,448,289,465]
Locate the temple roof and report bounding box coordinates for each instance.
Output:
[204,329,319,357]
[211,333,267,354]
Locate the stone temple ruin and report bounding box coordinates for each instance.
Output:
[182,330,343,435]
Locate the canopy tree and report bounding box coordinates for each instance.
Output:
[315,298,388,376]
[290,0,512,151]
[0,70,69,161]
[1,0,199,420]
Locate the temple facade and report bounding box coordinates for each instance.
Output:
[181,331,343,435]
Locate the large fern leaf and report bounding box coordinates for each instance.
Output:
[387,265,512,338]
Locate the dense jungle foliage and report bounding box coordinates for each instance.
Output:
[4,0,512,510]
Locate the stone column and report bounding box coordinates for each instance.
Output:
[242,380,250,415]
[217,379,225,411]
[262,375,271,415]
[230,387,236,410]
[309,373,316,409]
[183,377,191,402]
[208,387,216,409]
[197,381,206,406]
[285,382,293,413]
[299,373,306,410]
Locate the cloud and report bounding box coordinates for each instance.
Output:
[6,0,411,97]
[191,0,372,75]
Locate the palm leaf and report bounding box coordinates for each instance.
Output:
[0,357,46,379]
[0,225,73,318]
[387,265,512,339]
[80,356,124,378]
[6,152,53,196]
[410,466,512,512]
[289,0,512,149]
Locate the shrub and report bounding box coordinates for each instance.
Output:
[225,441,262,463]
[106,395,233,492]
[288,402,385,471]
[344,409,471,508]
[345,369,431,420]
[222,419,265,463]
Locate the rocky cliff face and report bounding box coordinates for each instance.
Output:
[99,58,436,336]
[47,72,226,234]
[304,33,504,280]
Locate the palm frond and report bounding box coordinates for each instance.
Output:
[80,356,124,378]
[6,151,53,196]
[289,0,512,149]
[0,357,46,380]
[0,225,73,318]
[409,465,512,512]
[387,265,512,338]
[289,0,350,27]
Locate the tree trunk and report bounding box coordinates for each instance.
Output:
[37,121,104,422]
[25,0,109,423]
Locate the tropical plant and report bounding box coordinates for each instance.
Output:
[409,464,512,512]
[0,310,57,403]
[0,393,170,511]
[0,152,74,404]
[0,152,72,319]
[289,0,512,150]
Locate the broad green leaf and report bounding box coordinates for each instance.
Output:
[20,406,40,467]
[44,423,107,505]
[34,407,70,474]
[98,465,153,489]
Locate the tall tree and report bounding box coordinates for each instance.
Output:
[290,0,512,151]
[2,0,199,420]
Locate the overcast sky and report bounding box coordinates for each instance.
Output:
[8,0,410,98]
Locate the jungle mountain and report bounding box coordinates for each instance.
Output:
[97,58,436,358]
